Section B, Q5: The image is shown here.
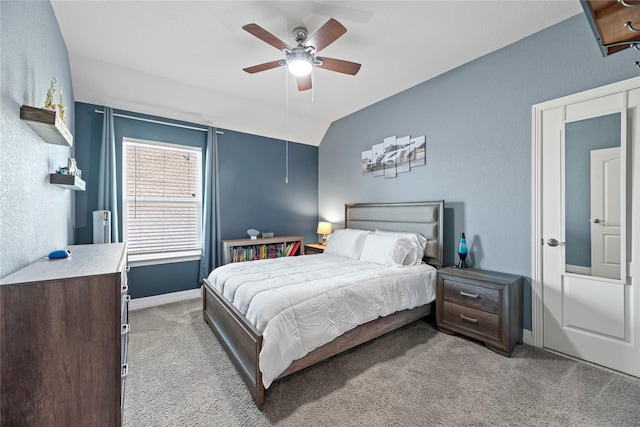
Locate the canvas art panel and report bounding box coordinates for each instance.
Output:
[410,135,426,167]
[362,149,372,175]
[383,136,397,179]
[372,143,384,177]
[395,135,411,174]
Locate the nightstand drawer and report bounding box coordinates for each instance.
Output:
[442,301,500,340]
[442,278,500,313]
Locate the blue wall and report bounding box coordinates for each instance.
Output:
[0,0,75,278]
[218,130,319,242]
[318,14,638,330]
[74,103,318,298]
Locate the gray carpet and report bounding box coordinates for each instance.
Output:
[123,299,640,427]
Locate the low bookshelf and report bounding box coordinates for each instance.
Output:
[221,236,305,265]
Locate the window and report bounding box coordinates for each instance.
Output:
[123,138,202,263]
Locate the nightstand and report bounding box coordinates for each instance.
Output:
[436,267,523,356]
[305,244,325,255]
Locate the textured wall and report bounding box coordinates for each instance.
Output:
[0,0,75,279]
[318,14,638,330]
[217,130,319,244]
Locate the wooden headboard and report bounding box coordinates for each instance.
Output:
[344,201,444,268]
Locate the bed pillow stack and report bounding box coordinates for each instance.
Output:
[323,228,370,260]
[359,234,418,267]
[324,228,428,267]
[372,230,427,265]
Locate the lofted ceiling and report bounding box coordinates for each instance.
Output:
[50,1,583,146]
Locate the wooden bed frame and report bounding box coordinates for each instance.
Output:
[202,201,444,408]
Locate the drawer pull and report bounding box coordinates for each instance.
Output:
[460,314,479,324]
[121,363,129,379]
[121,324,131,335]
[460,291,479,299]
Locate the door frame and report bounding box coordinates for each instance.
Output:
[531,76,640,348]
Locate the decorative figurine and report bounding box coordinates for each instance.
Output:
[68,158,78,176]
[457,232,468,268]
[57,86,66,124]
[44,77,57,110]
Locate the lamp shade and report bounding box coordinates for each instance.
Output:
[317,222,332,235]
[288,59,312,76]
[287,49,313,76]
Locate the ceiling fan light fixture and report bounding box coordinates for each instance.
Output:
[287,50,313,76]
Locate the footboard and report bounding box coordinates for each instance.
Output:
[202,279,265,407]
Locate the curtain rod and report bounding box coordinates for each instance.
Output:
[94,109,223,134]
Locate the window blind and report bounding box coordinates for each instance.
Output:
[123,139,202,256]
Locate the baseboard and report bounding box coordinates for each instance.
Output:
[129,288,202,311]
[522,328,533,345]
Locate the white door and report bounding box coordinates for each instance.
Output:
[539,88,640,378]
[591,147,621,280]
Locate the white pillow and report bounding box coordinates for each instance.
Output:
[374,230,426,264]
[359,234,415,267]
[323,228,371,260]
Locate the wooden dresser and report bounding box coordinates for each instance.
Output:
[436,267,522,356]
[0,243,129,427]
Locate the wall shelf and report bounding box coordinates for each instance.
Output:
[50,173,85,191]
[20,105,73,147]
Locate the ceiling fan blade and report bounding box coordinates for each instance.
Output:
[297,75,312,91]
[316,57,361,75]
[243,60,284,74]
[306,18,347,53]
[243,23,292,51]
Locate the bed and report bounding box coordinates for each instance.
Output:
[202,201,444,407]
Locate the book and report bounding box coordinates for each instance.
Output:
[289,241,301,256]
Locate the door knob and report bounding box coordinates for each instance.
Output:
[547,239,567,247]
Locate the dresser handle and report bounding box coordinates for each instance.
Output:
[121,324,130,335]
[460,291,479,299]
[460,314,478,324]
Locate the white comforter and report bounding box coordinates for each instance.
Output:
[206,253,437,388]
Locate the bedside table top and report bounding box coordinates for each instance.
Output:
[306,243,326,250]
[438,267,522,283]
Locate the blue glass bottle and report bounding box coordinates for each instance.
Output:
[457,232,468,268]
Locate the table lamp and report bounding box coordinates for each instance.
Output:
[317,222,332,245]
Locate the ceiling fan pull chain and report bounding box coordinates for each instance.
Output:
[284,65,289,184]
[312,69,315,103]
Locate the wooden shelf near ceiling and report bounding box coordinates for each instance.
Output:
[20,105,73,147]
[583,0,640,55]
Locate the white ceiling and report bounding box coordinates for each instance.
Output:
[50,1,583,146]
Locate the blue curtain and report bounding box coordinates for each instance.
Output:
[97,107,120,243]
[199,127,220,282]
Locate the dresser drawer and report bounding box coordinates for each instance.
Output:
[442,277,500,313]
[442,301,500,340]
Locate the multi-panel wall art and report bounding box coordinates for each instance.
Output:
[361,135,425,178]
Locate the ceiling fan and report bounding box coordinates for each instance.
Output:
[242,18,361,91]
